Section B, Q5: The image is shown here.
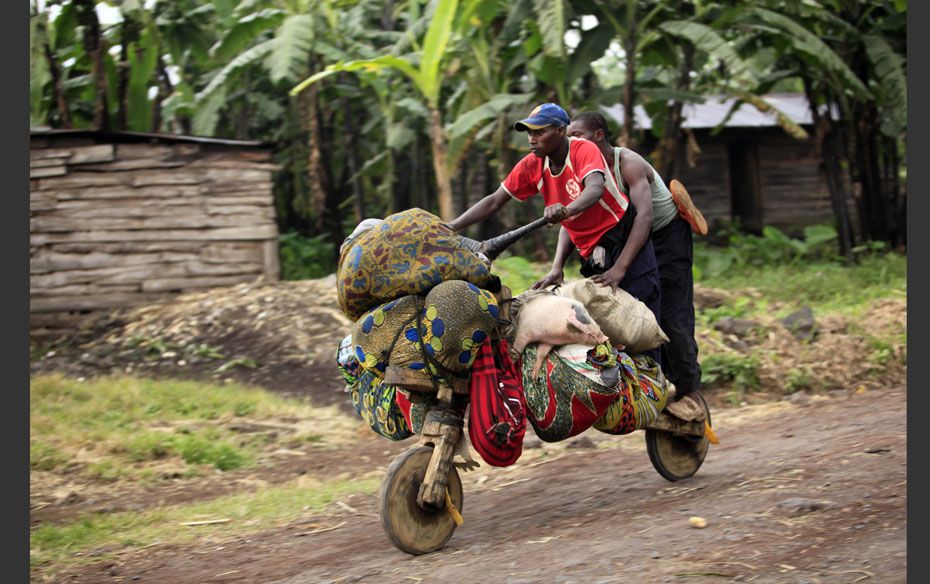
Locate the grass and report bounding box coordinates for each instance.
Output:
[694,246,906,316]
[491,247,906,395]
[495,247,905,317]
[30,475,380,570]
[493,254,581,295]
[30,375,356,480]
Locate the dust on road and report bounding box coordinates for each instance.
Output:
[59,385,906,584]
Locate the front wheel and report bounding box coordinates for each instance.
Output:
[380,446,464,555]
[646,393,711,482]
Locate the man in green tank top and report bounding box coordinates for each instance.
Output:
[552,111,706,406]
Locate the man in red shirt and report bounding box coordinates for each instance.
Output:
[447,103,662,362]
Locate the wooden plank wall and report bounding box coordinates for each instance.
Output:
[757,132,833,231]
[30,137,281,337]
[670,129,839,233]
[670,140,732,227]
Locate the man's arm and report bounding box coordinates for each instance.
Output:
[532,226,575,289]
[590,152,654,292]
[544,171,606,223]
[447,186,512,233]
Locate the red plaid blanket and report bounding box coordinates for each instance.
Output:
[467,338,527,467]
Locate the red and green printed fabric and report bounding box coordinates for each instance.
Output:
[520,343,622,442]
[337,208,495,320]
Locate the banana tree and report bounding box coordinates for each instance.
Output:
[291,0,463,220]
[738,0,906,248]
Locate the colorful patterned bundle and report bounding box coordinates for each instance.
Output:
[593,353,670,435]
[336,336,412,441]
[520,343,623,442]
[352,280,499,384]
[347,370,413,441]
[337,208,495,320]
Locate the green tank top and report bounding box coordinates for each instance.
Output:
[614,147,678,232]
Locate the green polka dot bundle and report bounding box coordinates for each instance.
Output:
[337,208,495,321]
[352,280,500,384]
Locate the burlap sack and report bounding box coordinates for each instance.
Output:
[337,208,494,320]
[558,279,668,354]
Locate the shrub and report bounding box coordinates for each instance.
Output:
[701,353,761,392]
[695,222,841,278]
[175,434,249,471]
[278,232,337,280]
[784,367,812,393]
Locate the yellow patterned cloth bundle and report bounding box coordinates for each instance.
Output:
[337,208,495,320]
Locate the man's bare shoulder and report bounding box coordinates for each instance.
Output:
[618,146,647,164]
[618,147,652,180]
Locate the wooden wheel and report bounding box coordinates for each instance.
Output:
[380,446,463,555]
[646,393,711,482]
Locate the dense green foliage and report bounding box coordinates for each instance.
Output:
[278,231,337,280]
[30,0,907,257]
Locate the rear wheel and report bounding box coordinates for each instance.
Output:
[380,446,463,555]
[646,393,711,482]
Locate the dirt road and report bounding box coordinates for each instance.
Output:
[60,386,906,584]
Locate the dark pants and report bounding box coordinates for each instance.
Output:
[580,212,662,363]
[651,216,701,396]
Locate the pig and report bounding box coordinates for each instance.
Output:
[512,292,610,378]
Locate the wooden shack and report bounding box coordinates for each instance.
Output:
[604,93,856,235]
[30,129,281,338]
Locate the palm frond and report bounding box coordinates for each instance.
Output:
[210,8,285,62]
[445,93,531,139]
[419,0,460,103]
[565,22,615,87]
[192,84,228,136]
[748,8,870,99]
[533,0,568,58]
[197,39,275,101]
[864,34,906,136]
[126,27,160,131]
[267,14,316,84]
[730,91,809,141]
[659,21,754,85]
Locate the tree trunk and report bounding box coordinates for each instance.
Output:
[652,43,694,179]
[429,108,455,221]
[303,83,328,231]
[74,0,110,131]
[116,18,139,130]
[341,91,365,223]
[152,56,174,133]
[39,12,72,128]
[620,3,638,150]
[851,101,892,242]
[803,79,854,258]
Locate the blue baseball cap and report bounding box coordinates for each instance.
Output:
[513,103,571,132]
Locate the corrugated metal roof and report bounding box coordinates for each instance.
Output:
[602,93,816,130]
[30,128,270,147]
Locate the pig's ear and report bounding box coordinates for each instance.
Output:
[569,302,592,325]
